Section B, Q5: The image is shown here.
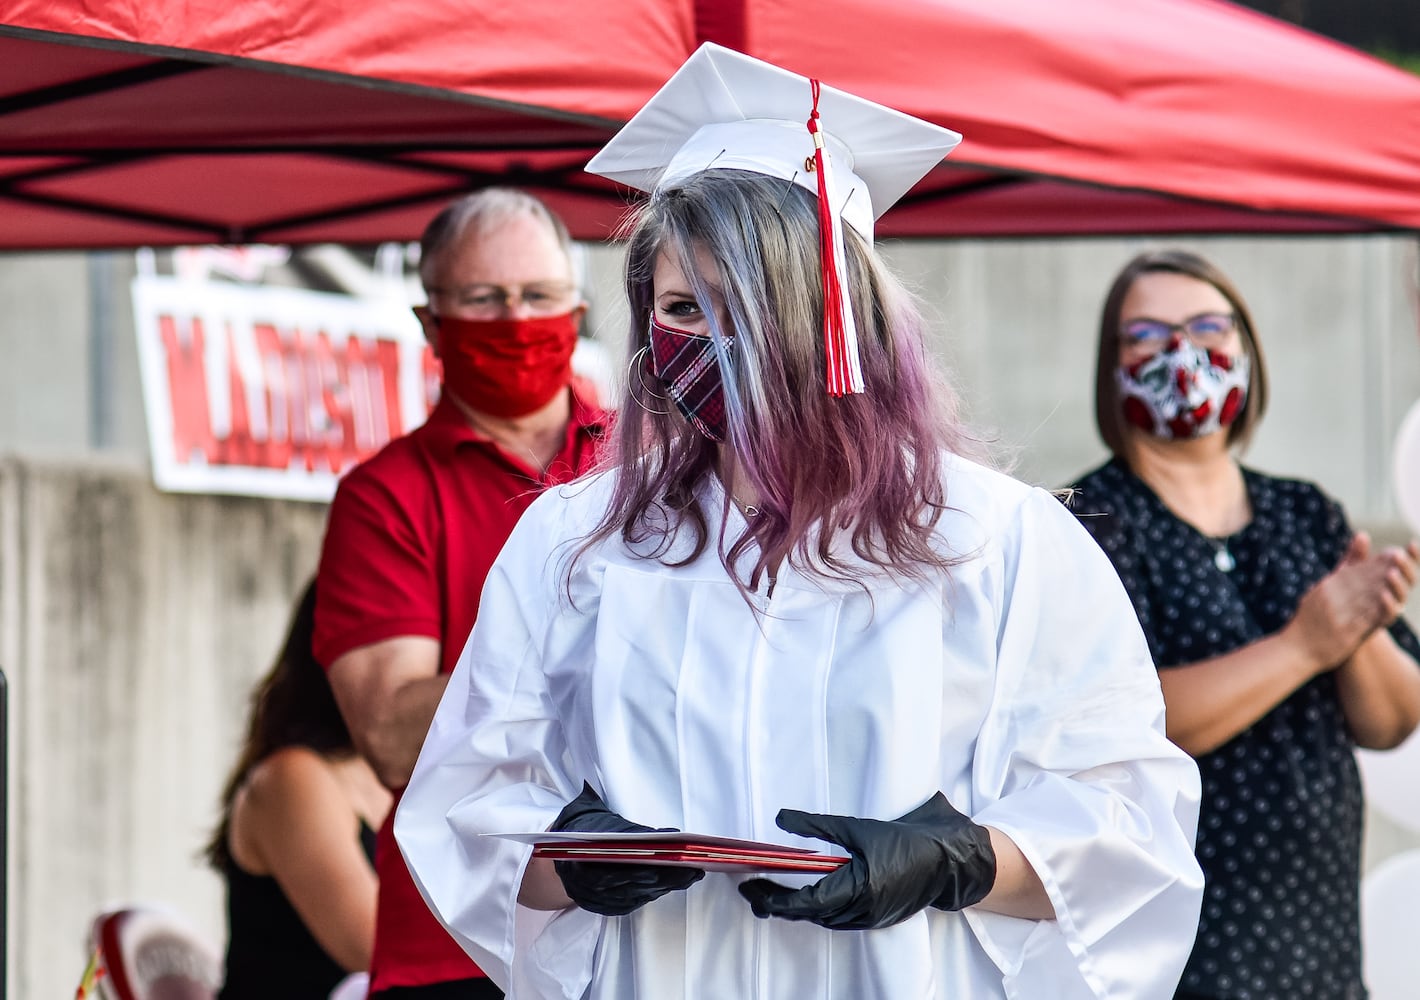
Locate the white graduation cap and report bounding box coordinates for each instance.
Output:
[586,43,962,396]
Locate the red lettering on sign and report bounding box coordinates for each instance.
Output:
[221,330,257,469]
[159,314,217,465]
[159,312,410,478]
[422,344,441,416]
[343,335,395,455]
[376,338,405,438]
[253,323,295,471]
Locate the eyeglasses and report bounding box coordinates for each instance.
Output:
[428,282,578,319]
[1120,312,1237,350]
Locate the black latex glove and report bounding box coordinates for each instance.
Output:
[737,792,996,930]
[549,782,705,916]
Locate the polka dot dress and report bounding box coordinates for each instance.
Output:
[1067,459,1420,1000]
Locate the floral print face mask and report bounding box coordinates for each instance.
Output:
[1116,336,1250,441]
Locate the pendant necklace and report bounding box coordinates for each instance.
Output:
[729,495,776,596]
[1209,538,1235,573]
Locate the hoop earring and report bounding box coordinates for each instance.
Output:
[628,346,670,414]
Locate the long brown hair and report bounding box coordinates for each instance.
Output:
[1093,248,1269,459]
[205,580,353,869]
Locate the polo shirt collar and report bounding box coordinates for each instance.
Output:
[419,386,608,461]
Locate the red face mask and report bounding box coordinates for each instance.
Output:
[435,312,579,417]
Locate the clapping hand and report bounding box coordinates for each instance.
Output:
[1289,533,1420,673]
[737,793,996,931]
[550,783,705,916]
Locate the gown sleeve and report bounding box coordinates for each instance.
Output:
[393,489,602,1000]
[1067,487,1162,665]
[962,487,1205,999]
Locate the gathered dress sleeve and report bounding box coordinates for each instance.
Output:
[393,488,600,999]
[962,487,1205,999]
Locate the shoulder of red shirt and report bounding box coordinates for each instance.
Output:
[334,380,609,491]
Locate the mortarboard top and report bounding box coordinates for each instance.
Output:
[587,43,963,396]
[584,42,962,241]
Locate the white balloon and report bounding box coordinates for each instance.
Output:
[1394,398,1420,535]
[1359,730,1420,833]
[1362,850,1420,999]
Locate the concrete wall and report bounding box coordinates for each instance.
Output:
[0,455,327,999]
[0,253,148,461]
[1,233,1418,998]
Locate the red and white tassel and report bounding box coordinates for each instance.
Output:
[807,79,864,396]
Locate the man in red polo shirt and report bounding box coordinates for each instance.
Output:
[313,188,606,1000]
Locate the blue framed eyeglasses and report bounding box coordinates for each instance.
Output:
[1121,312,1237,349]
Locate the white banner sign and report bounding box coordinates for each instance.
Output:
[133,274,436,501]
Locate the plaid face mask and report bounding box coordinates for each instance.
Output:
[648,315,731,442]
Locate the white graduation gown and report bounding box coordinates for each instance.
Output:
[396,454,1204,999]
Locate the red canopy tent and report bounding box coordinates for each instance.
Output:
[1,0,1419,247]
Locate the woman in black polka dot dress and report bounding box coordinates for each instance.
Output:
[1067,249,1420,1000]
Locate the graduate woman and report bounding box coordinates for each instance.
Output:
[396,44,1205,999]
